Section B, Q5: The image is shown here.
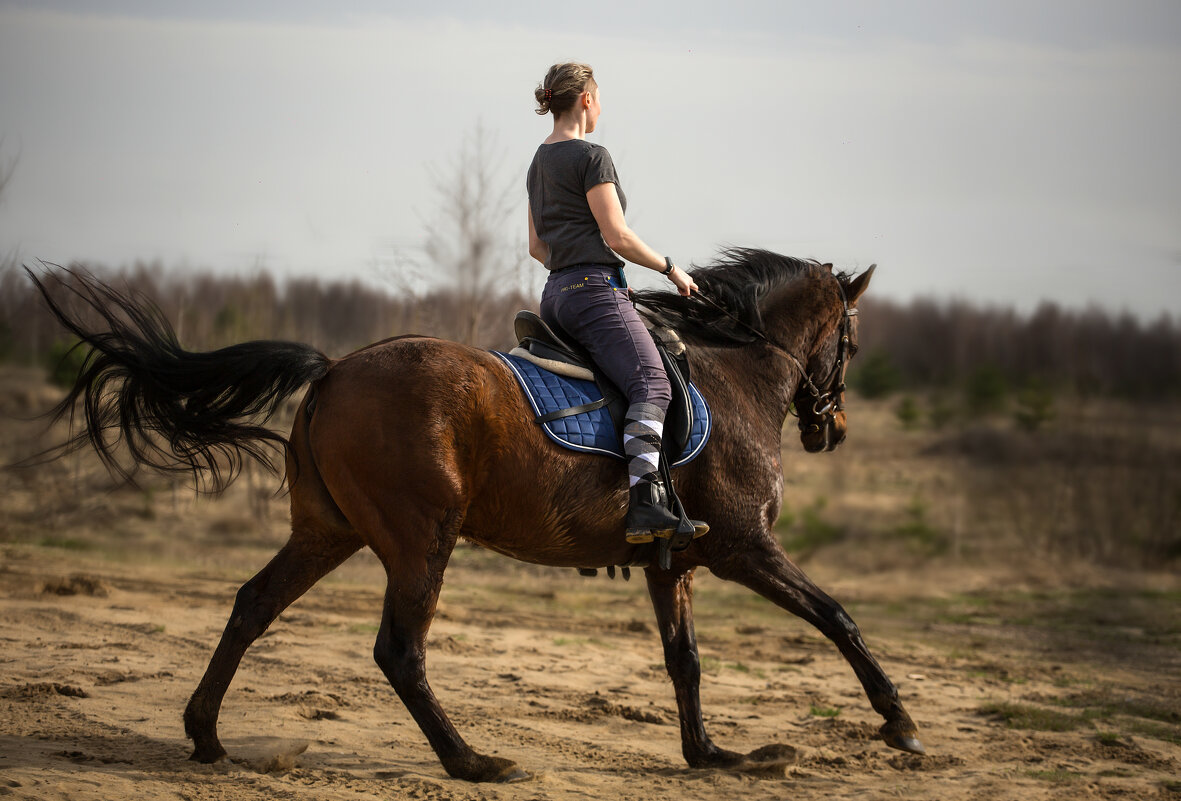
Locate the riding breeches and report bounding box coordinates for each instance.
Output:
[539,265,672,411]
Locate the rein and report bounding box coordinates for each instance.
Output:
[691,291,819,395]
[635,278,857,421]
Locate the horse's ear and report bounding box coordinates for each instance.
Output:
[822,262,834,273]
[846,264,876,304]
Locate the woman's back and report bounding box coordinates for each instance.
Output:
[527,139,625,272]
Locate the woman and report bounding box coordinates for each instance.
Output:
[526,62,706,544]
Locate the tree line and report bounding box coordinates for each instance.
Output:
[853,295,1179,402]
[0,262,531,374]
[1,263,1177,403]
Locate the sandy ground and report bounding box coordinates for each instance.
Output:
[1,366,1178,799]
[1,541,1178,801]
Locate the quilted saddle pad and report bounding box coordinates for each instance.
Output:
[492,351,711,466]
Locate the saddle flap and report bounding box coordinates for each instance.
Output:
[658,346,692,462]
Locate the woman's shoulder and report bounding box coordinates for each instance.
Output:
[570,141,615,170]
[539,138,611,155]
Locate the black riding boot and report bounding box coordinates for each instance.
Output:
[625,478,709,544]
[625,478,682,544]
[622,403,708,545]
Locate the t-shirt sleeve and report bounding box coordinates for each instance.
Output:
[582,145,620,193]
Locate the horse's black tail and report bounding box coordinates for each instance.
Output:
[26,266,330,492]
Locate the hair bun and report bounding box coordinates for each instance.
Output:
[534,62,594,116]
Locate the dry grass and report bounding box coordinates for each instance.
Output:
[777,391,1181,571]
[4,364,1179,575]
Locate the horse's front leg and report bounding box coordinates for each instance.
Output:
[645,567,746,768]
[710,542,925,755]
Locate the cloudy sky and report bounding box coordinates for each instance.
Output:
[1,1,1178,317]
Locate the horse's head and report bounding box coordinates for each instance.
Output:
[792,265,874,453]
[630,250,875,453]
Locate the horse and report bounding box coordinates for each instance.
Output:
[29,248,924,782]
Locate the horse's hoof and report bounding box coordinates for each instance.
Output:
[495,766,532,783]
[891,735,927,755]
[880,723,926,755]
[745,743,799,764]
[687,746,746,769]
[447,755,530,783]
[189,744,227,763]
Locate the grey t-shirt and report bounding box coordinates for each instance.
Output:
[527,139,627,271]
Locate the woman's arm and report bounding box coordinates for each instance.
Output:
[586,182,697,296]
[528,207,549,265]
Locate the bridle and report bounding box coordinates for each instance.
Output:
[690,278,858,429]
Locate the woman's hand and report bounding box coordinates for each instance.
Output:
[669,265,698,297]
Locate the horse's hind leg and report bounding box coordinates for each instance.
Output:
[184,523,361,762]
[368,507,527,783]
[711,545,925,755]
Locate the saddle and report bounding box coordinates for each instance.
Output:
[509,311,697,465]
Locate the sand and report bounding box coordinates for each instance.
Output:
[1,541,1177,801]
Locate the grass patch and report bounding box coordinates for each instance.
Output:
[348,623,380,635]
[778,496,844,558]
[1123,717,1181,745]
[699,656,765,677]
[1049,689,1181,725]
[1028,688,1181,745]
[37,537,94,551]
[968,668,1028,685]
[891,495,947,556]
[978,701,1085,732]
[809,705,841,718]
[977,699,1181,751]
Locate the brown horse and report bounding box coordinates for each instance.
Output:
[31,249,923,782]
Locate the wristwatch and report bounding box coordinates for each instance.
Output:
[662,257,675,276]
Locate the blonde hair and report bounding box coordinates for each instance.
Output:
[534,62,596,117]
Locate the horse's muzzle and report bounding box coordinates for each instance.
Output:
[799,412,846,453]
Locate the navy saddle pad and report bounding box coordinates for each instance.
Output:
[492,351,711,466]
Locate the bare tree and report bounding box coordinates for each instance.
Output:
[416,122,529,346]
[0,139,18,271]
[0,140,21,360]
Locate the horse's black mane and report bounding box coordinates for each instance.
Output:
[633,247,847,347]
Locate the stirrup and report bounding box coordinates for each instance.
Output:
[626,521,708,545]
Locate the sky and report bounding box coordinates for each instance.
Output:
[1,1,1179,318]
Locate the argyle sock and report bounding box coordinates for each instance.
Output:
[623,403,665,488]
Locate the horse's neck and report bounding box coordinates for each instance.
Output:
[695,285,829,431]
[695,341,801,436]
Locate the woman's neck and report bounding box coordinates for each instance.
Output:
[544,113,588,144]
